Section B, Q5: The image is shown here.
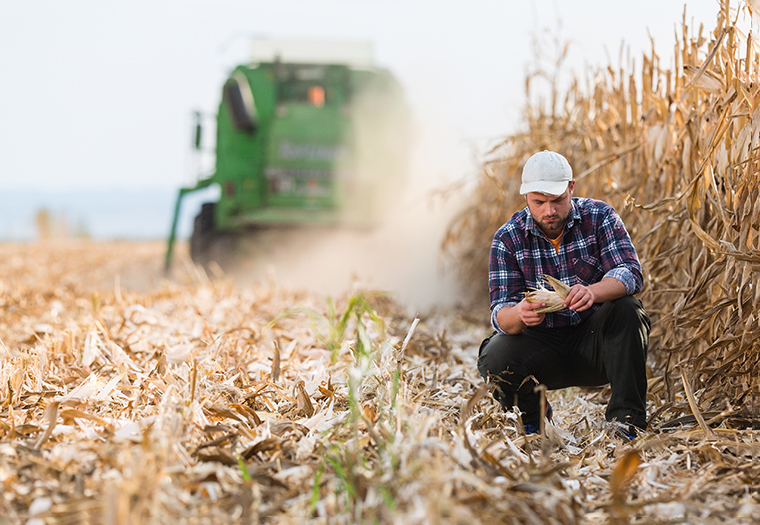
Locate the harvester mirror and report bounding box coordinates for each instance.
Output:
[193,111,202,150]
[223,73,258,133]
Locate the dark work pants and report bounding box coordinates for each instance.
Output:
[477,296,650,430]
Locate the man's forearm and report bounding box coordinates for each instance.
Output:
[496,304,528,334]
[588,277,627,303]
[565,276,628,311]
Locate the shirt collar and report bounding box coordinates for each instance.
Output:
[567,198,581,228]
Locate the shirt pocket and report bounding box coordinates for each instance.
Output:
[570,255,602,285]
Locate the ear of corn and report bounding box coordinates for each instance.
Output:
[542,275,570,299]
[524,274,570,313]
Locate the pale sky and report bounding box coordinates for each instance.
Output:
[0,0,729,191]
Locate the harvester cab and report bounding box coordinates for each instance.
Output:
[165,39,409,271]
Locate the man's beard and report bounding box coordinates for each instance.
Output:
[536,213,567,237]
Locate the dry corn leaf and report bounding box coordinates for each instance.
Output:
[609,449,641,502]
[33,400,59,449]
[294,381,314,418]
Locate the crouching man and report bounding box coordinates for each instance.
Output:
[477,150,651,440]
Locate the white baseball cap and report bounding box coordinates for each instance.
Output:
[519,151,573,196]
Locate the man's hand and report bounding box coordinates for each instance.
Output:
[497,299,547,334]
[564,284,596,311]
[516,299,547,326]
[564,278,628,311]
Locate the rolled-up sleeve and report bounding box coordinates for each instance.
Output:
[599,209,643,295]
[489,228,525,334]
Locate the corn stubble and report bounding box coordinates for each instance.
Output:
[0,242,590,523]
[1,242,757,524]
[1,244,758,522]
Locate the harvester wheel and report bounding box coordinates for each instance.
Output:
[208,233,237,270]
[189,217,205,265]
[190,203,212,266]
[190,202,237,272]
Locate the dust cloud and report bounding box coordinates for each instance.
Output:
[229,128,472,314]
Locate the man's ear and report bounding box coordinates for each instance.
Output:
[568,180,576,195]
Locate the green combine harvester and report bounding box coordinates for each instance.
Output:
[165,39,408,271]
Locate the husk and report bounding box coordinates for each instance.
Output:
[524,274,571,313]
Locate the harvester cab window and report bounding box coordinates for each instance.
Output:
[224,73,258,133]
[277,65,332,107]
[278,81,327,106]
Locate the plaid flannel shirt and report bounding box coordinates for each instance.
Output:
[489,197,643,332]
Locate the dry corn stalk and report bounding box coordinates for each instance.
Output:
[443,0,760,412]
[524,275,570,313]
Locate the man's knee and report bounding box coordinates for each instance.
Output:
[477,333,530,387]
[608,296,650,332]
[477,333,525,407]
[609,294,641,312]
[477,332,503,380]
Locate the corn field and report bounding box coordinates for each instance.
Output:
[1,1,760,523]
